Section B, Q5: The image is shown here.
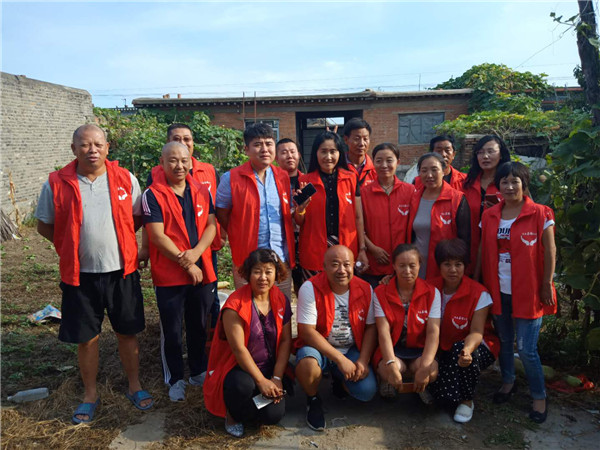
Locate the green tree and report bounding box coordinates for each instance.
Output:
[94,108,245,187]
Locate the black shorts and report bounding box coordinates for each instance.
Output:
[58,270,145,344]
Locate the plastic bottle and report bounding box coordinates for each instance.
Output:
[7,387,49,403]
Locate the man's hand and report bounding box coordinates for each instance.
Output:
[351,359,370,381]
[369,245,390,265]
[138,246,149,269]
[336,355,357,381]
[186,265,203,286]
[177,249,198,270]
[540,282,555,306]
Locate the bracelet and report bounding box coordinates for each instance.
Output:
[295,209,306,216]
[385,359,396,366]
[272,376,282,381]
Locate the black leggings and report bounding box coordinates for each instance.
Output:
[223,366,285,425]
[428,341,495,406]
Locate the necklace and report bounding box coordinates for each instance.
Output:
[380,183,394,194]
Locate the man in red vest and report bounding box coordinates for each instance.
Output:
[295,245,377,431]
[35,124,152,424]
[343,118,376,187]
[142,141,217,402]
[215,123,295,299]
[413,135,467,190]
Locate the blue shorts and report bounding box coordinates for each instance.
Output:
[296,345,377,402]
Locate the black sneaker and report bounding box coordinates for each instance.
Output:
[306,395,325,431]
[332,377,349,399]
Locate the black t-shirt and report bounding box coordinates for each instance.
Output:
[142,184,215,265]
[318,169,360,238]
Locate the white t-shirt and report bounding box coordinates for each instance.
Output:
[441,290,493,317]
[496,217,554,294]
[373,288,442,319]
[297,280,376,353]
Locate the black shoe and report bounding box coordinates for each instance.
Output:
[529,399,548,424]
[493,383,517,404]
[332,377,349,399]
[306,395,325,431]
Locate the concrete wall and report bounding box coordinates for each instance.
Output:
[1,72,94,221]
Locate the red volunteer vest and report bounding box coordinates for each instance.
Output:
[298,169,358,271]
[295,272,372,351]
[407,182,464,279]
[49,159,138,286]
[481,196,557,319]
[347,154,377,187]
[372,277,437,367]
[203,284,287,418]
[361,178,415,275]
[228,162,295,268]
[462,174,503,274]
[148,169,216,287]
[430,276,500,358]
[415,166,467,191]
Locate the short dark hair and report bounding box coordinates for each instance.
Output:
[308,131,349,173]
[464,135,511,188]
[494,161,530,191]
[372,142,400,160]
[392,243,422,264]
[276,138,297,152]
[417,152,447,171]
[238,249,288,283]
[342,118,372,137]
[434,239,470,266]
[167,123,192,139]
[243,122,276,145]
[429,135,455,152]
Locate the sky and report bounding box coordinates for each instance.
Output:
[1,0,587,108]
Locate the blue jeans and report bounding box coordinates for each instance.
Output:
[493,293,546,400]
[296,345,377,402]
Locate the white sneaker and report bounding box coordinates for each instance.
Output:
[418,388,434,405]
[189,371,206,387]
[169,379,187,402]
[454,401,474,423]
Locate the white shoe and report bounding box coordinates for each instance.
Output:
[454,401,474,423]
[418,388,434,405]
[225,418,244,438]
[189,371,206,386]
[169,379,187,402]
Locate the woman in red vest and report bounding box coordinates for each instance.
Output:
[479,162,556,424]
[427,239,499,423]
[203,249,293,437]
[373,244,441,402]
[462,135,511,272]
[295,131,368,281]
[362,143,415,287]
[407,153,470,280]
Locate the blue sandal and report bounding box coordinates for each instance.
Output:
[72,398,100,424]
[125,390,154,411]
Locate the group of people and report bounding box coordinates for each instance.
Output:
[36,118,556,436]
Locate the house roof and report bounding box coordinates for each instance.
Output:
[132,88,474,108]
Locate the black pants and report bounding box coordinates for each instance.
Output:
[156,283,214,385]
[429,341,496,406]
[223,366,285,425]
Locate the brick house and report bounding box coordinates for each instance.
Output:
[133,89,472,169]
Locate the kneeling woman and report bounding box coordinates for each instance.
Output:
[373,244,441,399]
[427,239,499,423]
[204,249,293,437]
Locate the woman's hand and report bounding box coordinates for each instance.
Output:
[270,377,285,403]
[457,349,473,367]
[414,365,431,392]
[379,274,393,285]
[540,282,555,306]
[351,359,370,382]
[257,377,283,399]
[369,245,390,265]
[386,361,403,389]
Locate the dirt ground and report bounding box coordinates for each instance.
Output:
[1,227,599,449]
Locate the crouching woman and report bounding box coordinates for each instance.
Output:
[427,239,499,423]
[204,249,293,437]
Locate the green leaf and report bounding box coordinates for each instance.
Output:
[561,273,592,290]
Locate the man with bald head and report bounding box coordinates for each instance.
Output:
[295,245,377,431]
[142,142,217,402]
[36,124,151,424]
